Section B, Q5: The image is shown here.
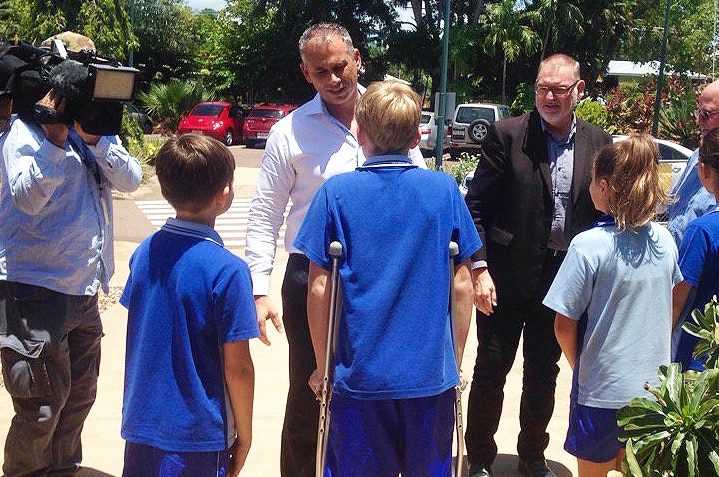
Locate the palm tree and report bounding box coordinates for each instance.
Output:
[480,0,540,104]
[526,0,584,60]
[137,80,214,133]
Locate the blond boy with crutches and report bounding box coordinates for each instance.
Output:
[295,80,480,477]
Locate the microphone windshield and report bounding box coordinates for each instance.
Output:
[49,60,88,102]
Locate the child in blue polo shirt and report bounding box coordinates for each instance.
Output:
[120,134,259,477]
[294,80,482,476]
[673,127,719,371]
[543,134,682,477]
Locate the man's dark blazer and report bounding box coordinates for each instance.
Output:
[465,108,612,303]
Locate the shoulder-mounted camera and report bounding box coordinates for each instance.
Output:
[0,37,138,136]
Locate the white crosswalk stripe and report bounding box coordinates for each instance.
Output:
[135,198,289,251]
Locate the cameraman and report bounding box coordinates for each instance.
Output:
[0,33,142,475]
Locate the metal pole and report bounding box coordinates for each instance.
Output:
[652,0,672,137]
[316,241,343,477]
[434,0,451,170]
[128,0,135,68]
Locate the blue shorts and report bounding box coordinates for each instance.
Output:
[122,441,231,477]
[325,389,455,477]
[565,402,622,463]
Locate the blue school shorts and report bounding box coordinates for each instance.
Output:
[324,389,455,477]
[565,402,622,463]
[122,441,231,477]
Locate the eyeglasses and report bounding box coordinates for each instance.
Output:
[694,109,719,121]
[534,80,580,97]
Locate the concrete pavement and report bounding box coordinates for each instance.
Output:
[0,163,579,476]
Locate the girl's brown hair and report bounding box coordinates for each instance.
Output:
[593,133,667,231]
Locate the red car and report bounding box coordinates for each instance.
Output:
[177,101,246,146]
[242,103,297,148]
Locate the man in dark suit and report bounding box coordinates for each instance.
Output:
[464,53,611,477]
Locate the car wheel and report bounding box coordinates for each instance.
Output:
[468,119,490,144]
[223,130,234,146]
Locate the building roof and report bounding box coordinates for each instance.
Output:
[606,60,706,80]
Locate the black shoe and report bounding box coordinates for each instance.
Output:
[517,458,557,477]
[467,463,493,477]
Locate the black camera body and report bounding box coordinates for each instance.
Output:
[0,40,138,136]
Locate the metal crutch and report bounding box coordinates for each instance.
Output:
[316,241,343,477]
[449,241,466,477]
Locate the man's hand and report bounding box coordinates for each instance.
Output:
[308,368,322,400]
[227,437,250,477]
[37,90,68,148]
[73,121,101,145]
[254,295,283,346]
[472,267,497,315]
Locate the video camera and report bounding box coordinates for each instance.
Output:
[0,37,138,136]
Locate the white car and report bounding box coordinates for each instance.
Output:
[459,135,693,199]
[612,135,693,192]
[418,111,447,156]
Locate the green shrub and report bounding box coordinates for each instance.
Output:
[446,152,479,185]
[137,80,214,133]
[574,98,619,135]
[616,296,719,476]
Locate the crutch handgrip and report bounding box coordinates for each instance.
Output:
[316,241,343,477]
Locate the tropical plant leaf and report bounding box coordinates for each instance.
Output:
[684,435,697,477]
[689,369,719,411]
[663,363,687,412]
[623,439,646,477]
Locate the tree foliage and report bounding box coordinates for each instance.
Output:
[129,0,203,84]
[0,0,134,60]
[618,0,717,77]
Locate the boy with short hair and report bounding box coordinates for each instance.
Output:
[294,81,481,476]
[120,134,259,477]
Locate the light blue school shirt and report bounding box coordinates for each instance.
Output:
[543,222,682,408]
[0,117,142,295]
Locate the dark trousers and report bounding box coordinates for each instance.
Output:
[0,281,102,477]
[465,254,563,466]
[280,254,317,477]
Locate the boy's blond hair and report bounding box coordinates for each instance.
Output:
[355,81,421,155]
[593,133,667,231]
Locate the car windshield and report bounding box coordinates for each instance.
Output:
[420,113,432,125]
[457,107,494,124]
[249,109,285,119]
[191,104,225,117]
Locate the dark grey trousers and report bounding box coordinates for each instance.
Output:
[0,281,102,477]
[279,254,317,477]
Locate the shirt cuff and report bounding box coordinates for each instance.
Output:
[251,274,271,297]
[471,260,487,270]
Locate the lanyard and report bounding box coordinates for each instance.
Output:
[67,131,101,185]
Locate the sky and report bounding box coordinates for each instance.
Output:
[184,1,415,25]
[185,0,226,12]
